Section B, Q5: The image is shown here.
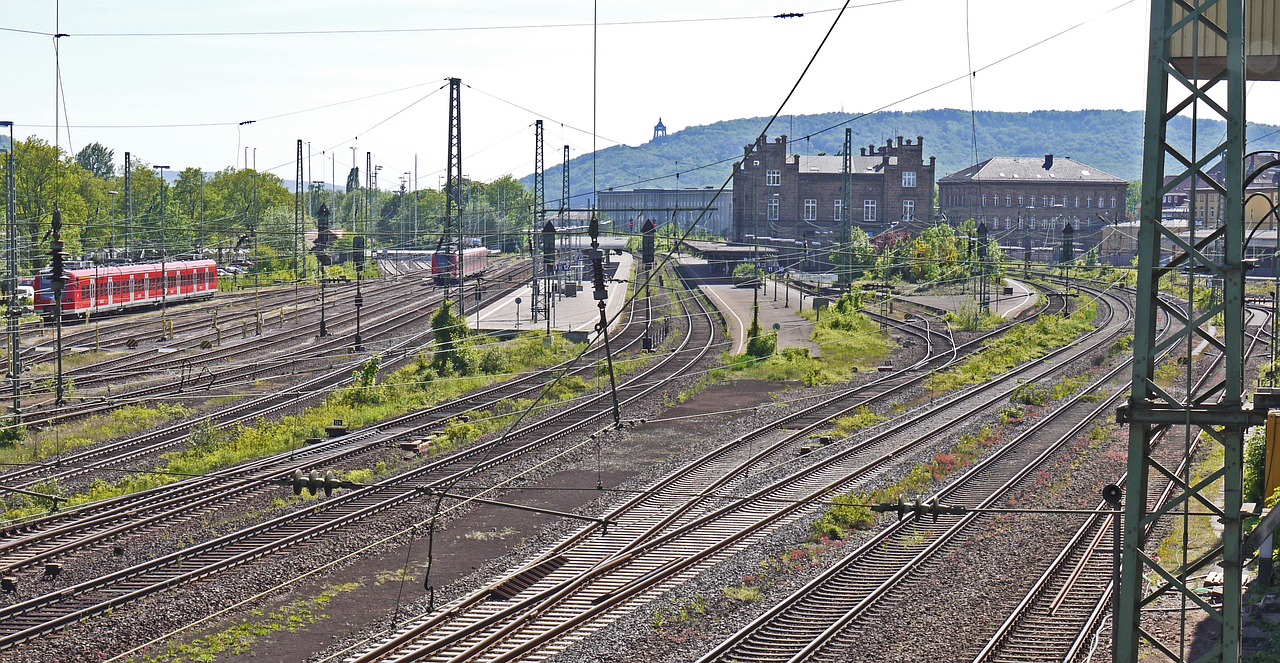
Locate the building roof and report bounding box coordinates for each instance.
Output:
[795,155,894,174]
[939,156,1126,184]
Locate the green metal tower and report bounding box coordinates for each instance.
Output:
[1118,2,1267,661]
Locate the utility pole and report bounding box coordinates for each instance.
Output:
[840,128,852,286]
[1,121,19,423]
[977,221,990,318]
[153,165,170,325]
[124,151,133,259]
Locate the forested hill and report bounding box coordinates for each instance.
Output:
[522,109,1280,207]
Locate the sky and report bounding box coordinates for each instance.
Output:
[3,0,1255,191]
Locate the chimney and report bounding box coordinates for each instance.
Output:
[860,147,866,156]
[1043,154,1054,170]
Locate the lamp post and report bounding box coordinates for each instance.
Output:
[153,165,170,329]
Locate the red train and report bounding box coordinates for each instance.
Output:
[34,260,219,317]
[431,247,489,284]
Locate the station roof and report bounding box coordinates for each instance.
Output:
[682,240,776,259]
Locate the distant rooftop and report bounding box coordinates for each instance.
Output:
[939,155,1125,183]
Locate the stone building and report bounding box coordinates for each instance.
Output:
[731,134,936,247]
[937,155,1129,246]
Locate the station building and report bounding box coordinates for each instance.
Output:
[937,155,1129,254]
[730,134,937,247]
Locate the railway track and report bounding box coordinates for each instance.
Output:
[696,284,1140,662]
[970,302,1272,663]
[0,264,532,494]
[0,264,721,652]
[15,261,524,421]
[331,283,1118,662]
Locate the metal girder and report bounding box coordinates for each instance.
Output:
[1121,1,1248,661]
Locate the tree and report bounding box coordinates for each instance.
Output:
[430,299,475,376]
[75,142,115,179]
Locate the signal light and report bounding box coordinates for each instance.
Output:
[588,249,607,301]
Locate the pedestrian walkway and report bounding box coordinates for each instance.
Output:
[472,252,633,337]
[675,255,818,356]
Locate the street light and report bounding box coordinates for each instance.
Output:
[153,165,170,327]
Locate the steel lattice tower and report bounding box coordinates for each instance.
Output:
[444,77,464,312]
[533,120,547,324]
[1118,3,1265,661]
[295,139,303,282]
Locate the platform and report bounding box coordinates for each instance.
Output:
[675,255,819,356]
[471,252,634,338]
[898,278,1038,320]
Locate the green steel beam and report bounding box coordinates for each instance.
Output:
[1121,1,1248,661]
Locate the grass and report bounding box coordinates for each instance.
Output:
[829,406,886,437]
[1,403,193,472]
[927,299,1097,394]
[140,582,363,662]
[1,333,588,522]
[723,293,894,386]
[812,426,1004,540]
[24,349,121,375]
[722,584,763,603]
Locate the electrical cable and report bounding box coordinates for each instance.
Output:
[1,5,886,38]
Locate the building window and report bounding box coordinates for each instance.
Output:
[1075,195,1080,208]
[767,199,779,221]
[1005,195,1011,207]
[834,200,844,222]
[902,200,915,222]
[902,171,917,187]
[804,199,817,221]
[863,200,877,222]
[1006,216,1013,229]
[1049,195,1056,207]
[766,170,781,186]
[1028,195,1035,208]
[981,194,987,207]
[1043,196,1050,208]
[1110,196,1117,209]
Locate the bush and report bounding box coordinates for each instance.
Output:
[812,493,876,539]
[1011,383,1049,406]
[746,331,776,359]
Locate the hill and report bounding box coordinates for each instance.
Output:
[522,109,1280,207]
